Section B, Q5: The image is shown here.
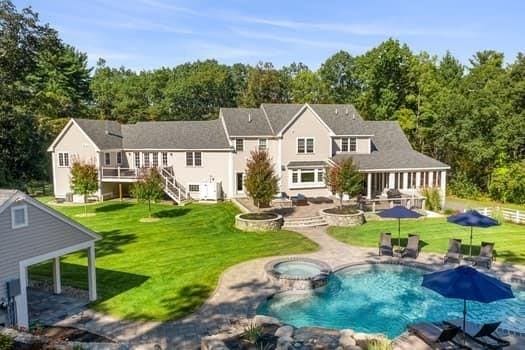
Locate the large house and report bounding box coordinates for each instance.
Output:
[48,103,450,206]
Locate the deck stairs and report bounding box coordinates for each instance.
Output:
[159,166,190,205]
[282,215,328,228]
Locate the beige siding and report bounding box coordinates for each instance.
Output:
[0,200,94,299]
[52,123,99,198]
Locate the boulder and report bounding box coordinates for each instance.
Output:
[201,339,230,350]
[275,325,294,338]
[276,336,294,350]
[253,315,282,327]
[339,331,356,348]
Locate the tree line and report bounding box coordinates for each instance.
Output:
[0,1,524,203]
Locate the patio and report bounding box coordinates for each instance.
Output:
[28,288,88,326]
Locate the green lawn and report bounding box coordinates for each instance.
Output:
[446,195,525,211]
[30,199,317,321]
[329,217,525,264]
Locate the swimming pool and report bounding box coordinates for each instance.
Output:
[257,264,525,338]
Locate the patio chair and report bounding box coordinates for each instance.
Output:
[402,234,420,259]
[445,320,510,349]
[378,232,393,256]
[409,322,469,349]
[472,242,495,269]
[444,239,462,264]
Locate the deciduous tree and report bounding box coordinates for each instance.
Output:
[244,150,279,209]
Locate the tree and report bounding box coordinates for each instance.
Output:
[319,50,359,103]
[70,160,99,216]
[489,162,525,204]
[131,168,164,218]
[290,70,333,104]
[244,150,279,209]
[240,62,289,107]
[325,159,363,209]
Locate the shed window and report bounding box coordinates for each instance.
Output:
[11,205,28,229]
[58,152,69,167]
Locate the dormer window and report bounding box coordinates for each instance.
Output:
[341,137,357,152]
[11,204,28,229]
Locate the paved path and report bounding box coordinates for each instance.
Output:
[54,227,525,349]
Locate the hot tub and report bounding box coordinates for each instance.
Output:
[265,258,331,290]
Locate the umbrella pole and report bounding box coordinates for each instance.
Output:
[398,218,401,249]
[463,299,467,345]
[469,226,473,257]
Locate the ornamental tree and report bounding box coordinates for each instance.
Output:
[131,168,164,217]
[244,150,279,209]
[325,159,363,209]
[70,160,99,216]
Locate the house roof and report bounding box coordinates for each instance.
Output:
[0,189,17,208]
[73,118,123,149]
[220,108,273,136]
[332,121,450,170]
[288,161,328,168]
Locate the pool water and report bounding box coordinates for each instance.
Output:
[258,264,525,338]
[273,261,323,278]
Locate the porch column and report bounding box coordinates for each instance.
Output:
[366,173,372,199]
[87,244,97,301]
[388,173,395,189]
[16,265,29,329]
[428,171,434,188]
[440,170,447,208]
[52,257,61,294]
[119,183,123,201]
[402,172,408,190]
[415,172,421,189]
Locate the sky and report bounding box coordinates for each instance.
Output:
[13,0,525,71]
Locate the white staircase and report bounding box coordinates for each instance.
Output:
[282,215,328,228]
[159,166,189,205]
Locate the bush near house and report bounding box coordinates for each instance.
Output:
[422,187,442,211]
[325,158,363,210]
[131,168,164,218]
[70,160,98,216]
[244,150,279,209]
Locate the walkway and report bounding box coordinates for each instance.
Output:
[53,227,525,349]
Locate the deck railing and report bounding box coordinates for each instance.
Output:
[101,167,139,179]
[359,196,426,213]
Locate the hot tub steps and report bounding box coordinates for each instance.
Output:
[282,215,328,228]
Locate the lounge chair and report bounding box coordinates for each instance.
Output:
[445,320,510,349]
[402,234,420,259]
[379,232,393,256]
[409,322,469,349]
[444,239,462,264]
[472,242,495,269]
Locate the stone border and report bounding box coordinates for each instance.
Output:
[265,257,331,281]
[235,213,283,232]
[319,208,365,227]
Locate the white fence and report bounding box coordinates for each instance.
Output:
[469,207,525,224]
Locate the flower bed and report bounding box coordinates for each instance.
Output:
[235,212,283,232]
[319,207,365,227]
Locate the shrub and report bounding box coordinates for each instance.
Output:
[489,162,525,204]
[422,187,442,211]
[449,171,481,199]
[70,160,99,215]
[244,150,279,209]
[366,338,393,350]
[0,333,14,350]
[325,158,363,209]
[131,168,164,217]
[241,323,262,344]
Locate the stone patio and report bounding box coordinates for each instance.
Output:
[28,288,89,326]
[34,227,525,349]
[236,196,338,218]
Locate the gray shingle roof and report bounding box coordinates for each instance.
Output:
[287,161,328,168]
[332,121,449,170]
[221,108,273,136]
[309,104,371,135]
[73,119,123,149]
[121,119,230,149]
[261,104,303,133]
[0,189,16,207]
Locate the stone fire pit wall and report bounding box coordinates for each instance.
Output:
[319,208,365,227]
[235,213,283,232]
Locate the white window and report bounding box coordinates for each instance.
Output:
[134,152,140,168]
[58,152,69,167]
[162,152,168,166]
[341,138,348,152]
[117,152,122,165]
[258,139,267,151]
[144,152,150,167]
[104,152,111,166]
[152,153,158,168]
[235,139,244,152]
[186,152,202,167]
[188,184,200,192]
[349,137,357,152]
[297,138,314,154]
[11,205,28,229]
[341,138,357,152]
[290,168,325,188]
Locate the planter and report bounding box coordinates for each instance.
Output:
[319,208,365,227]
[235,212,283,232]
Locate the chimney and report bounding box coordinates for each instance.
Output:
[345,107,349,116]
[352,112,356,120]
[334,108,338,115]
[248,113,252,123]
[104,120,110,135]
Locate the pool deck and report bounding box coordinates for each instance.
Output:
[51,226,525,349]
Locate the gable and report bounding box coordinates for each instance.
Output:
[280,105,334,137]
[48,120,99,153]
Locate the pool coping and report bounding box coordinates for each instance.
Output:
[264,256,332,281]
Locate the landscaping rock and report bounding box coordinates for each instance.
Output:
[339,331,356,348]
[276,336,294,350]
[293,327,340,348]
[275,325,294,338]
[201,339,230,350]
[253,315,282,327]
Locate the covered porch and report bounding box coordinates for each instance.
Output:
[16,242,97,329]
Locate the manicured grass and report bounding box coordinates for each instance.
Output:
[30,199,317,321]
[329,217,525,264]
[446,195,525,211]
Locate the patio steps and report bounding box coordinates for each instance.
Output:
[282,215,328,228]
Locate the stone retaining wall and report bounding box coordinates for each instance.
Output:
[319,208,365,227]
[235,213,283,232]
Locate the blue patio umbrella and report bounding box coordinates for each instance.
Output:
[378,205,422,249]
[447,210,499,256]
[422,265,514,344]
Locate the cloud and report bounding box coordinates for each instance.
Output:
[185,41,282,61]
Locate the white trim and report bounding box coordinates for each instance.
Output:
[57,152,70,168]
[332,134,375,137]
[11,204,28,229]
[52,151,58,197]
[235,138,244,152]
[277,103,335,137]
[228,151,234,197]
[296,137,315,154]
[19,241,95,268]
[122,148,233,152]
[289,168,326,189]
[358,167,450,172]
[277,138,282,190]
[258,138,268,151]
